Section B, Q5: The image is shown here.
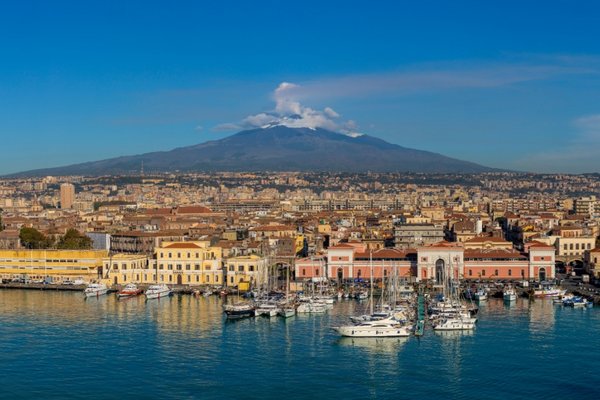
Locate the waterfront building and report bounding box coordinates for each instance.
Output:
[102,254,150,285]
[295,240,554,282]
[155,241,222,286]
[225,254,269,288]
[0,249,107,282]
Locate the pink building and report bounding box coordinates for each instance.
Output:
[295,240,555,282]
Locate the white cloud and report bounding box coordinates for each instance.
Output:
[213,82,364,136]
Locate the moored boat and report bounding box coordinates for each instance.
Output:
[145,284,171,300]
[224,302,255,319]
[503,287,517,302]
[84,283,108,297]
[333,320,411,337]
[118,283,142,298]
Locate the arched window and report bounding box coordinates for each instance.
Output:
[435,259,445,284]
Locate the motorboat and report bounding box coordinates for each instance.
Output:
[503,287,517,302]
[223,302,255,319]
[145,284,171,300]
[84,283,108,297]
[333,320,411,337]
[564,296,592,308]
[533,285,566,298]
[117,283,142,298]
[473,289,487,301]
[433,317,476,331]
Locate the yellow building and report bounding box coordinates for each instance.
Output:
[225,254,269,289]
[155,241,223,286]
[103,254,150,285]
[0,249,107,283]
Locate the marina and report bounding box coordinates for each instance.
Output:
[1,289,599,399]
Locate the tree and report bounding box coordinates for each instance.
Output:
[56,229,93,249]
[19,227,52,249]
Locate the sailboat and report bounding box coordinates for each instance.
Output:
[431,256,476,331]
[278,263,296,318]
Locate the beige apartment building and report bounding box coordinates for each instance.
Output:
[60,183,75,209]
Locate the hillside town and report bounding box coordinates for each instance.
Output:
[1,172,600,289]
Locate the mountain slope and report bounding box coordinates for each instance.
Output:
[9,126,495,176]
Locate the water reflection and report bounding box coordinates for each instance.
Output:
[337,337,409,353]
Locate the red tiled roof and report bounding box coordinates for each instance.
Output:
[178,206,212,214]
[164,242,202,249]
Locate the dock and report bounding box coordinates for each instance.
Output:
[415,289,426,336]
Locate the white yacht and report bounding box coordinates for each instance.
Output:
[433,318,475,331]
[503,287,517,302]
[297,301,326,314]
[145,284,171,300]
[84,283,108,297]
[333,320,411,337]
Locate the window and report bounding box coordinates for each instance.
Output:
[195,264,200,270]
[153,274,156,281]
[187,276,191,282]
[564,244,568,250]
[169,275,172,282]
[215,276,219,283]
[168,253,172,258]
[196,276,199,282]
[587,243,592,250]
[187,253,190,258]
[508,269,512,276]
[302,269,306,276]
[315,268,319,276]
[495,269,499,276]
[249,265,254,272]
[123,275,126,281]
[229,265,234,271]
[468,269,472,276]
[160,275,164,282]
[122,263,127,270]
[176,264,182,270]
[238,265,244,272]
[196,253,199,258]
[177,253,181,258]
[482,269,486,276]
[159,264,164,270]
[160,253,163,258]
[230,277,234,283]
[185,264,191,270]
[168,264,173,270]
[570,244,574,250]
[575,243,580,250]
[113,263,118,270]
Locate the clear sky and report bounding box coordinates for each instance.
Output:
[2,0,600,174]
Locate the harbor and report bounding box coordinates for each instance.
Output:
[1,288,599,400]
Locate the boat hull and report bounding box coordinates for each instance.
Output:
[145,290,171,300]
[84,289,108,297]
[334,326,410,338]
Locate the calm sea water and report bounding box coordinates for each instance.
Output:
[1,290,599,400]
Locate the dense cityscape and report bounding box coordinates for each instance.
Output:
[1,172,600,290]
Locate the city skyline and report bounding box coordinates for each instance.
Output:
[2,1,600,174]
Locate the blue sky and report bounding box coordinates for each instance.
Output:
[1,1,600,174]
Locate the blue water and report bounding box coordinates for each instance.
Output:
[1,290,599,400]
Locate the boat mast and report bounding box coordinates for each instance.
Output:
[370,250,374,316]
